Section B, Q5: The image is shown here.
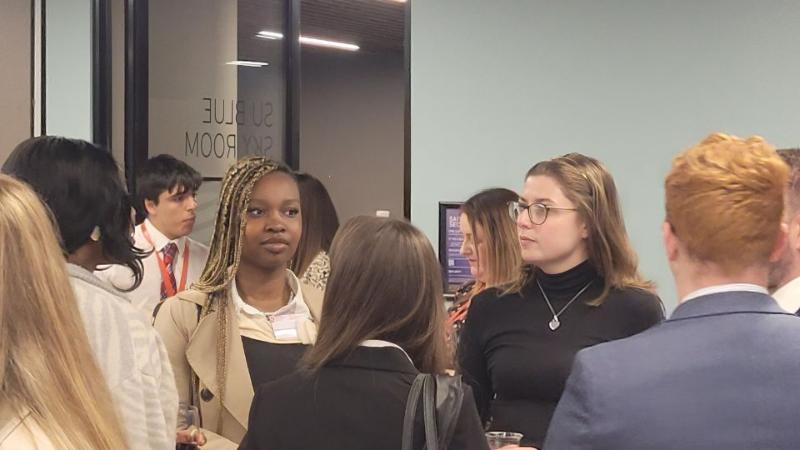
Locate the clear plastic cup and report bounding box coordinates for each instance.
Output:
[485,431,524,449]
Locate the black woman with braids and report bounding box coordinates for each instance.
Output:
[155,157,324,449]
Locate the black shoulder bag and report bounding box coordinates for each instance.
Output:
[401,374,465,450]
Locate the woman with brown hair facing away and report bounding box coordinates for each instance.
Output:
[0,175,129,450]
[447,188,522,342]
[458,154,664,448]
[240,216,530,450]
[155,157,324,449]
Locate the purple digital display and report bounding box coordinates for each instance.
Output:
[444,206,473,289]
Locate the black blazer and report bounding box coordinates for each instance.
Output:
[239,346,489,450]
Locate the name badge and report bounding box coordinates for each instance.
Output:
[269,313,307,341]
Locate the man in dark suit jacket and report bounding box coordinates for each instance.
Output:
[545,133,800,450]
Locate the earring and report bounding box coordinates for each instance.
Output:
[90,226,102,242]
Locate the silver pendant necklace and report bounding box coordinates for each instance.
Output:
[536,279,594,331]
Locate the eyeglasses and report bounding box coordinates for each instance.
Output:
[508,201,577,225]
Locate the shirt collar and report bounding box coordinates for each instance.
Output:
[682,283,769,303]
[67,263,133,303]
[231,270,310,318]
[360,340,415,366]
[142,218,187,253]
[773,276,800,313]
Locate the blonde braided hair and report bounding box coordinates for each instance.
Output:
[191,156,291,433]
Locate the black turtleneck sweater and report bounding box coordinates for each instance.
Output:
[458,261,663,447]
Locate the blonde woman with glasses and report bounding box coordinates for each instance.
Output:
[0,175,129,450]
[458,153,663,448]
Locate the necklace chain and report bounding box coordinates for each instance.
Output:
[536,279,594,331]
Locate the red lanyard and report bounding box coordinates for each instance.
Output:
[141,222,191,298]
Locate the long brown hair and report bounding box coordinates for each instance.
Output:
[0,175,129,449]
[461,188,522,292]
[509,153,654,304]
[191,157,295,428]
[302,216,451,374]
[291,172,339,276]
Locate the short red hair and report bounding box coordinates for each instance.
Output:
[665,133,789,273]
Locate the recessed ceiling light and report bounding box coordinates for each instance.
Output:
[256,30,360,52]
[257,30,284,40]
[299,36,359,51]
[226,60,269,67]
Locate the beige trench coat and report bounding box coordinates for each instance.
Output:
[154,282,323,450]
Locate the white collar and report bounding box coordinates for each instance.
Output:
[682,283,769,303]
[141,218,187,252]
[773,276,800,313]
[231,270,310,318]
[360,339,414,365]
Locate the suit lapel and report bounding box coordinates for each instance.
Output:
[185,299,254,430]
[299,280,324,322]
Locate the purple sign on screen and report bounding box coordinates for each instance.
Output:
[445,207,473,288]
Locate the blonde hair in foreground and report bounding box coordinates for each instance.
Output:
[665,133,789,273]
[0,175,129,449]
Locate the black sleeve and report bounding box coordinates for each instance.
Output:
[628,291,665,335]
[448,385,491,450]
[457,293,493,422]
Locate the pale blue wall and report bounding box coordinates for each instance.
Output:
[46,0,92,140]
[411,0,800,311]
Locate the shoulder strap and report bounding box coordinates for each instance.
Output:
[402,374,427,450]
[403,374,465,450]
[434,375,465,449]
[422,375,439,450]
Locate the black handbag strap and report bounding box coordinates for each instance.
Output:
[402,374,428,450]
[434,375,464,449]
[402,374,464,450]
[422,375,439,450]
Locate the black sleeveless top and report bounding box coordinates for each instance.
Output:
[242,337,309,388]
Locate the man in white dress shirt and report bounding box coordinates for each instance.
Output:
[769,149,800,314]
[98,155,210,319]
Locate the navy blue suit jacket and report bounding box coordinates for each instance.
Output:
[545,291,800,450]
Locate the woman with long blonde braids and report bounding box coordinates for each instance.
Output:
[0,175,129,450]
[155,157,324,449]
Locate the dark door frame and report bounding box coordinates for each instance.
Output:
[123,0,147,193]
[403,0,411,219]
[92,0,112,150]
